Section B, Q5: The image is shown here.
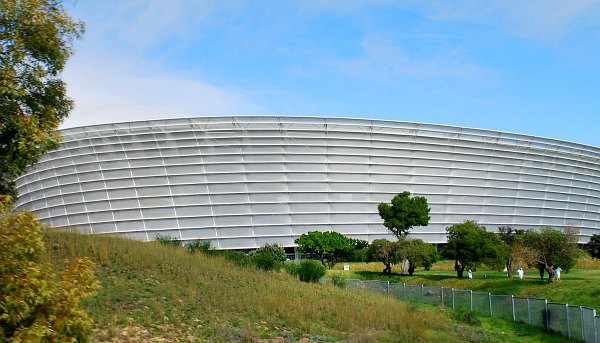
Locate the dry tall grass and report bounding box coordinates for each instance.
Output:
[42,231,484,342]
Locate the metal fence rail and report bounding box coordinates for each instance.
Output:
[341,279,599,343]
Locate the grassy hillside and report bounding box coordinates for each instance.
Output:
[42,231,571,342]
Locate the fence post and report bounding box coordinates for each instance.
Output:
[421,284,424,299]
[566,304,571,339]
[387,281,390,297]
[489,293,492,317]
[403,283,406,300]
[470,290,473,311]
[527,298,531,325]
[512,295,516,322]
[580,307,584,341]
[544,299,548,331]
[452,288,455,309]
[441,287,444,307]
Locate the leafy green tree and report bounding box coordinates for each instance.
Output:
[378,191,430,238]
[249,243,286,271]
[443,221,505,278]
[497,227,537,279]
[398,237,438,276]
[1,0,84,197]
[294,231,367,269]
[588,234,600,259]
[521,227,578,283]
[0,196,99,341]
[365,238,402,274]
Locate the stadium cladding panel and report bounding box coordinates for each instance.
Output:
[14,116,600,249]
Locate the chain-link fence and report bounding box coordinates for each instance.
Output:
[340,279,599,343]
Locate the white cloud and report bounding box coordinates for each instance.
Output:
[60,54,262,129]
[330,36,498,83]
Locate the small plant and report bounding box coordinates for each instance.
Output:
[283,260,299,275]
[450,305,480,326]
[332,274,347,288]
[296,259,326,283]
[154,234,181,247]
[185,240,212,253]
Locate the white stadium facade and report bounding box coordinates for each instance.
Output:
[14,116,600,250]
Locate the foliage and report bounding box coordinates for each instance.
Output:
[587,234,600,259]
[295,259,326,283]
[184,239,212,253]
[451,305,481,326]
[521,227,579,283]
[443,221,506,278]
[294,231,368,269]
[331,274,347,288]
[365,238,402,274]
[498,227,536,279]
[377,191,430,238]
[154,234,181,247]
[0,0,84,197]
[398,237,438,276]
[0,197,99,341]
[249,243,286,271]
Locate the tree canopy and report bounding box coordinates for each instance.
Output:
[365,238,401,274]
[398,237,438,276]
[377,191,430,238]
[443,221,505,278]
[294,231,368,269]
[521,227,578,283]
[1,0,84,197]
[588,234,600,259]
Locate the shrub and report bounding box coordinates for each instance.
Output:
[296,259,326,283]
[185,239,212,253]
[220,250,250,267]
[450,305,480,326]
[0,197,99,341]
[283,260,299,275]
[249,244,286,271]
[154,234,181,247]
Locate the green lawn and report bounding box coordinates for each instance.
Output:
[327,261,600,309]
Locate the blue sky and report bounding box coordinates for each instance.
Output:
[61,1,600,147]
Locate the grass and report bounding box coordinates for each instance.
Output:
[329,260,600,310]
[41,231,575,342]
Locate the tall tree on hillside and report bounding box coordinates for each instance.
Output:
[1,0,84,197]
[521,227,579,284]
[378,191,430,238]
[443,221,505,278]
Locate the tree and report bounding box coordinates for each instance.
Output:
[398,237,438,276]
[521,227,578,284]
[0,196,99,341]
[294,231,367,269]
[1,0,84,197]
[587,234,600,259]
[443,221,505,278]
[378,191,430,238]
[497,227,537,279]
[365,238,402,274]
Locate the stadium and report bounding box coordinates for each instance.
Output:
[14,116,600,250]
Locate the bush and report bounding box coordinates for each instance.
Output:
[283,260,299,275]
[185,239,212,253]
[219,250,250,267]
[0,197,99,341]
[296,259,326,283]
[249,244,286,271]
[450,305,480,326]
[154,234,181,248]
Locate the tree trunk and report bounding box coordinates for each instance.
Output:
[408,264,415,276]
[383,262,391,274]
[506,259,514,278]
[546,266,556,284]
[455,261,464,278]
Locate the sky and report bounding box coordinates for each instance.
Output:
[61,1,600,148]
